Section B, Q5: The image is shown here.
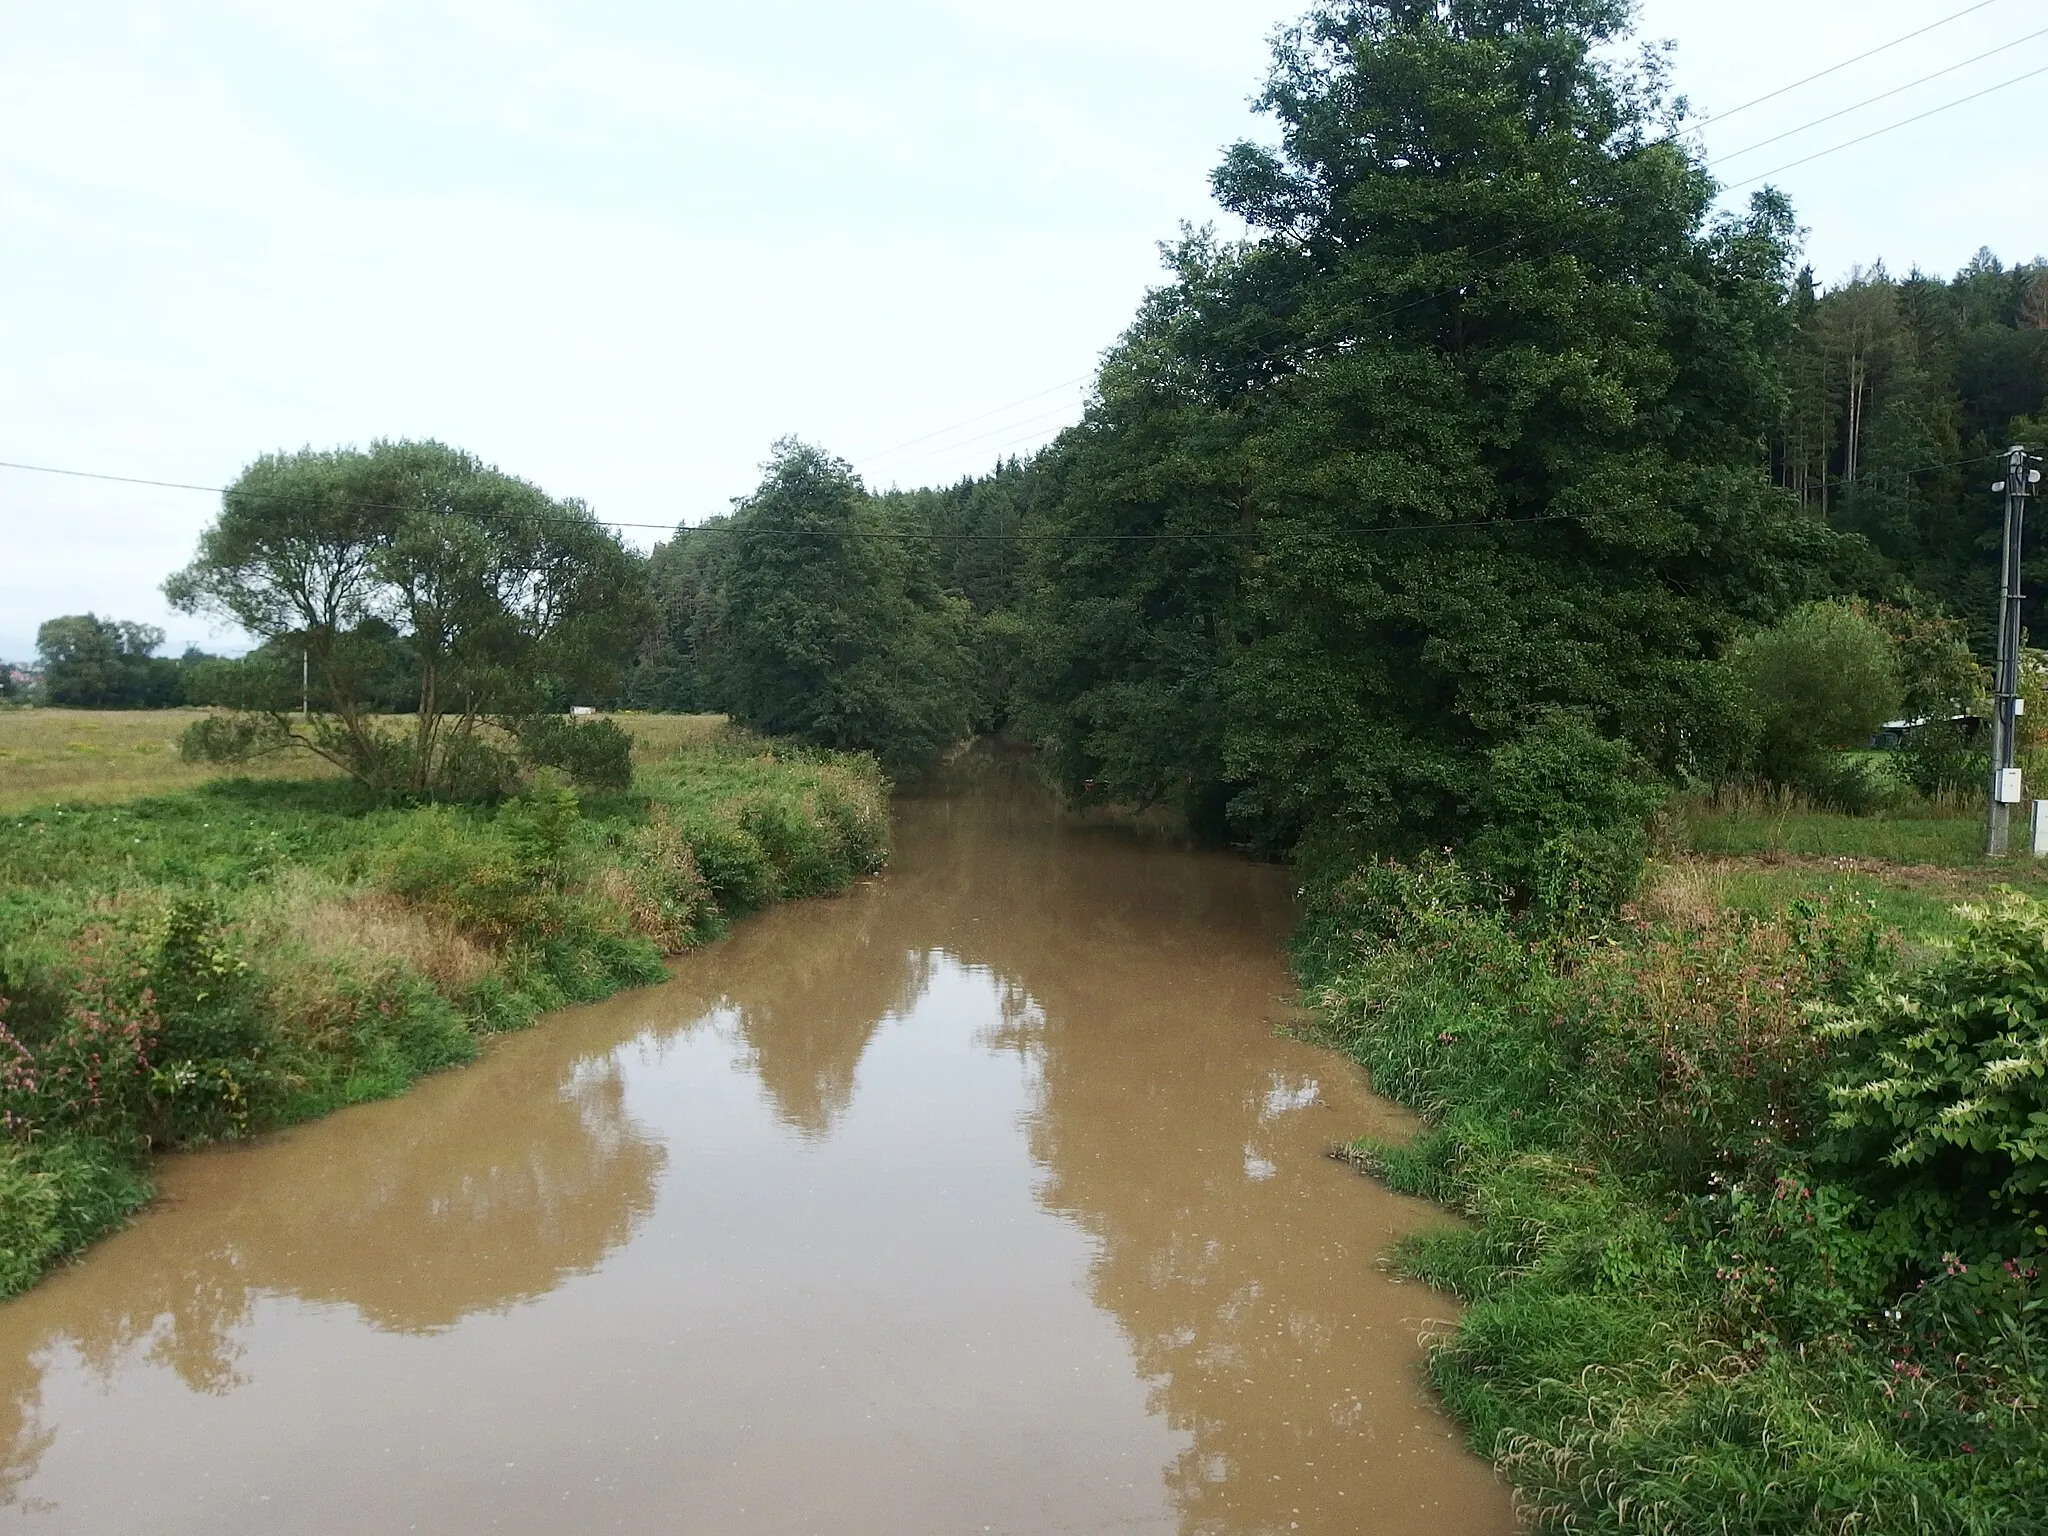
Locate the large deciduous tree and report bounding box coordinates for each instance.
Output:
[166,441,650,797]
[682,441,973,774]
[1020,0,1847,864]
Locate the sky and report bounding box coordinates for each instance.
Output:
[3,0,2044,662]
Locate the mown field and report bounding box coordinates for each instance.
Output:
[0,708,729,813]
[1657,787,2048,946]
[0,710,886,1297]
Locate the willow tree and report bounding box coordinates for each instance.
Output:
[1021,0,1847,867]
[166,440,650,797]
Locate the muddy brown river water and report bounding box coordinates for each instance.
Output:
[0,772,1513,1534]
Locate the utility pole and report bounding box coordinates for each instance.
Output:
[1987,443,2044,856]
[302,647,310,721]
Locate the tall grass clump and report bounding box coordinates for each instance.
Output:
[1299,849,2047,1531]
[0,734,887,1296]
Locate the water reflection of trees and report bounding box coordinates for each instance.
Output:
[702,885,929,1138]
[0,769,1496,1531]
[0,1027,667,1500]
[887,779,1497,1533]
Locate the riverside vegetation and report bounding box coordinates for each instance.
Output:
[0,731,887,1297]
[3,0,2046,1525]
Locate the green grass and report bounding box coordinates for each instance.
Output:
[1664,788,2048,945]
[1299,852,2048,1533]
[0,734,887,1297]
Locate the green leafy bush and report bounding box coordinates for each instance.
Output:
[0,736,887,1299]
[1825,892,2048,1263]
[1301,845,2047,1528]
[516,716,635,791]
[1728,601,1904,785]
[1467,714,1664,927]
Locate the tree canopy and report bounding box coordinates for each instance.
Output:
[1013,0,1845,858]
[35,615,181,709]
[653,441,974,775]
[166,440,650,797]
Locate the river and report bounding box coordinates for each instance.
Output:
[0,767,1512,1533]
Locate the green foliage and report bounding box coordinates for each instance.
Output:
[0,735,887,1297]
[164,440,652,798]
[180,710,292,766]
[1728,600,1905,783]
[1467,715,1663,926]
[515,715,635,791]
[684,441,975,774]
[0,1136,151,1296]
[1302,841,2046,1526]
[1015,0,1845,862]
[1778,255,2048,652]
[1825,893,2048,1262]
[35,614,181,708]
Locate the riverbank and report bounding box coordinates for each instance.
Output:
[1299,852,2046,1531]
[0,733,888,1297]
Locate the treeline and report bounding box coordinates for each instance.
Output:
[1782,255,2048,647]
[620,9,2046,877]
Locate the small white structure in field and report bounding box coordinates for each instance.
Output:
[569,705,596,717]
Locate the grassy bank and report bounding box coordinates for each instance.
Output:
[1301,852,2046,1532]
[0,729,887,1296]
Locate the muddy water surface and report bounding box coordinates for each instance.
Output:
[0,774,1512,1533]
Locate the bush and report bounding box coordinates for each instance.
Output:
[1728,601,1904,783]
[1467,713,1663,928]
[516,715,635,791]
[180,711,290,766]
[1300,849,2047,1527]
[1800,748,1917,815]
[1824,891,2048,1264]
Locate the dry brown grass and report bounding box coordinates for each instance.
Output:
[612,712,729,763]
[0,707,339,812]
[257,867,497,993]
[1635,858,1728,929]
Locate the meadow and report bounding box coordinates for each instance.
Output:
[0,710,887,1296]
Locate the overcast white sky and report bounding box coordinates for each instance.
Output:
[4,0,2044,661]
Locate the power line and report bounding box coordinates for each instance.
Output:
[1686,0,2004,127]
[0,456,1585,543]
[770,6,2032,488]
[1709,24,2048,163]
[866,401,1084,476]
[1722,58,2048,191]
[851,376,1088,465]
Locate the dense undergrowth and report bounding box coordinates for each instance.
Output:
[1299,854,2047,1533]
[0,739,887,1296]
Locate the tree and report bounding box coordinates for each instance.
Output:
[1726,601,1902,783]
[35,615,181,708]
[686,441,974,774]
[1019,0,1845,864]
[166,441,651,797]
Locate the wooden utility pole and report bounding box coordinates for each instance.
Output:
[1986,443,2043,856]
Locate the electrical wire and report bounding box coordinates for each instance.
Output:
[793,6,2038,486]
[0,456,1578,541]
[850,376,1088,465]
[1684,0,2004,127]
[3,15,2034,526]
[1722,58,2048,192]
[1708,25,2048,163]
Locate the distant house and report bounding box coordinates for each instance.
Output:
[1869,713,1984,750]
